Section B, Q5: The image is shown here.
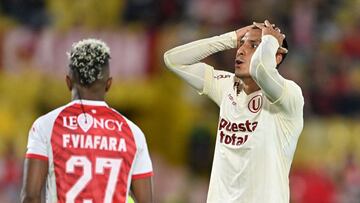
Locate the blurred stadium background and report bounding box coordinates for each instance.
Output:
[0,0,360,202]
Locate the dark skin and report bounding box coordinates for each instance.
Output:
[21,159,48,203]
[21,65,154,203]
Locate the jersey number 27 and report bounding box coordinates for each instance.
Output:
[66,156,123,203]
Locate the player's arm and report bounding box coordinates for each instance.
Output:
[128,120,154,203]
[131,177,153,203]
[21,117,49,203]
[249,20,286,102]
[164,26,253,104]
[21,158,48,203]
[163,27,250,91]
[250,20,302,114]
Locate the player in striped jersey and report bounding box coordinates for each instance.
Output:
[164,20,304,202]
[21,39,154,203]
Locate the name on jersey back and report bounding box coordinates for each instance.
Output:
[61,113,127,152]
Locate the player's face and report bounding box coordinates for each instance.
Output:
[234,29,262,78]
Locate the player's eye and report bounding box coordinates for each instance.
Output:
[238,40,245,48]
[251,43,259,49]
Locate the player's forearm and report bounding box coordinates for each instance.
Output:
[163,31,237,91]
[21,159,48,203]
[21,195,42,203]
[164,31,237,68]
[249,35,286,102]
[132,177,154,203]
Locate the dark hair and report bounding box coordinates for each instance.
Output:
[68,39,111,87]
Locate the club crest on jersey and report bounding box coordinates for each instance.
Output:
[248,95,263,113]
[63,113,123,132]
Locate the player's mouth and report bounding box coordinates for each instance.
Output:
[235,59,245,68]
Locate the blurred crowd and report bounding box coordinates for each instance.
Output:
[0,0,360,202]
[0,0,360,117]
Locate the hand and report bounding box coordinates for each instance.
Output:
[235,25,255,48]
[253,20,286,53]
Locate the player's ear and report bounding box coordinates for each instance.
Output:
[66,75,73,91]
[275,53,283,65]
[105,77,112,92]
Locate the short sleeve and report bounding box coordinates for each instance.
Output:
[130,125,153,180]
[25,117,49,161]
[203,67,234,106]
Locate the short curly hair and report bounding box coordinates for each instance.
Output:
[67,39,111,87]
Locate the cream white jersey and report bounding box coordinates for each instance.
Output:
[164,31,304,203]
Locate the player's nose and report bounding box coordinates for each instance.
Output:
[236,46,245,57]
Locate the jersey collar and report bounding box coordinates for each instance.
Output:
[70,99,109,107]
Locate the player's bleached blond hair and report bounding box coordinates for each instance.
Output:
[67,39,111,86]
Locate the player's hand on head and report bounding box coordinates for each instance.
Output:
[235,25,255,48]
[253,20,286,50]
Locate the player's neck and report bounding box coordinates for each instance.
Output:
[242,78,260,95]
[72,90,105,101]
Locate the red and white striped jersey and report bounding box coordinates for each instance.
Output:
[25,100,153,203]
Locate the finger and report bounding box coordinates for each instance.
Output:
[253,22,265,29]
[256,21,275,28]
[245,25,256,30]
[237,25,256,37]
[264,20,272,27]
[254,22,275,28]
[275,27,281,32]
[278,47,288,54]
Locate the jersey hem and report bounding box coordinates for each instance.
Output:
[26,153,49,161]
[132,171,154,180]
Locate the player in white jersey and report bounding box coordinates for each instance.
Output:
[21,39,154,203]
[164,20,304,203]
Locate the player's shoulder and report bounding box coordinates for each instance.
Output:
[281,79,305,110]
[33,103,70,127]
[285,79,303,98]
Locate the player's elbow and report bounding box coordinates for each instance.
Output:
[163,49,183,71]
[163,50,173,70]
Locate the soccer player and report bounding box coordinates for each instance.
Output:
[164,20,304,203]
[21,39,154,203]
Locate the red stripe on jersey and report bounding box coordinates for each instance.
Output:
[50,103,137,203]
[25,153,48,161]
[132,171,154,180]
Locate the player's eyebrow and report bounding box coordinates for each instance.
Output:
[240,37,261,43]
[248,39,261,43]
